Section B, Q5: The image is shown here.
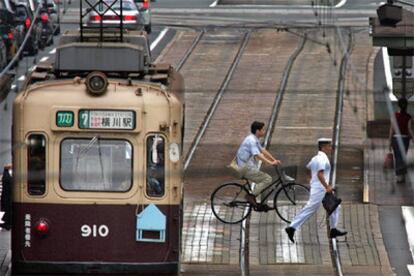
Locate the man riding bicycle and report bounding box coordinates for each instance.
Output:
[231,121,282,211]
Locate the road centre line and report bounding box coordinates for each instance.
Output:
[49,48,56,54]
[18,76,26,81]
[150,28,169,51]
[40,56,49,62]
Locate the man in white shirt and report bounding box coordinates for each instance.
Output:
[285,138,347,243]
[234,121,281,211]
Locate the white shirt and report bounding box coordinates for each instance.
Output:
[306,151,331,191]
[236,134,263,169]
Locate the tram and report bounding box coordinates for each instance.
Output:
[11,2,184,274]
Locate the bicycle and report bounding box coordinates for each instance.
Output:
[210,166,310,224]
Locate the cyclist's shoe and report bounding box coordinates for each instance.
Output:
[245,194,258,207]
[285,227,296,243]
[256,204,273,212]
[330,228,347,238]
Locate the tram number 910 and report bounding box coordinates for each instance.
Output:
[81,224,109,238]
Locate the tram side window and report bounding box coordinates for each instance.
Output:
[146,135,165,197]
[27,134,46,195]
[60,138,133,192]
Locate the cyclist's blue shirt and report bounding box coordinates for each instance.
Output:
[306,151,331,191]
[236,134,263,169]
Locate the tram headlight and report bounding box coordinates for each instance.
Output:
[85,71,108,96]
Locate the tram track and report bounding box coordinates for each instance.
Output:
[240,33,308,276]
[183,31,251,171]
[240,28,351,275]
[178,30,308,272]
[155,26,353,274]
[329,28,353,276]
[160,29,250,160]
[176,31,205,72]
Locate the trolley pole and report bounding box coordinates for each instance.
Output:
[402,56,407,99]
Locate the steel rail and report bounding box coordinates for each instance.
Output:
[263,34,307,148]
[328,27,353,276]
[176,30,205,72]
[183,31,251,171]
[240,34,307,276]
[175,30,251,272]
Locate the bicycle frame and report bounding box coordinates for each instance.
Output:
[243,166,298,205]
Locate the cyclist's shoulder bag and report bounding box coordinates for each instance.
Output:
[228,157,239,171]
[322,192,342,216]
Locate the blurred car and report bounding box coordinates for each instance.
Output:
[15,3,41,56]
[134,0,151,34]
[38,5,54,49]
[16,0,39,13]
[44,0,60,35]
[87,0,144,31]
[0,9,19,63]
[0,38,7,70]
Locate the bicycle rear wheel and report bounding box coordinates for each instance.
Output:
[274,183,310,223]
[211,183,252,224]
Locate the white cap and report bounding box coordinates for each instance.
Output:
[318,137,332,143]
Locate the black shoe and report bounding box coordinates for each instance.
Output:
[245,194,258,207]
[330,228,347,238]
[285,227,295,243]
[256,204,273,212]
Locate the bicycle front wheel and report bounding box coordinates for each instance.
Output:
[274,183,310,223]
[211,183,252,224]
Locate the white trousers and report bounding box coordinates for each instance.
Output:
[289,187,340,230]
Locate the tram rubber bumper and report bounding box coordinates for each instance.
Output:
[12,261,178,274]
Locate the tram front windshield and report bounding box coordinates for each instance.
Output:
[60,137,133,192]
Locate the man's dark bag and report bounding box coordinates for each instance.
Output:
[322,192,342,216]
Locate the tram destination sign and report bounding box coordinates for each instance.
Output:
[79,110,135,130]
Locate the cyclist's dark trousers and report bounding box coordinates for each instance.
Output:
[239,166,272,204]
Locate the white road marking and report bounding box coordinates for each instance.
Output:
[335,0,347,8]
[40,56,49,62]
[150,28,169,51]
[18,75,26,81]
[408,265,414,276]
[49,48,56,54]
[11,85,16,90]
[402,206,414,270]
[209,0,218,7]
[382,47,397,101]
